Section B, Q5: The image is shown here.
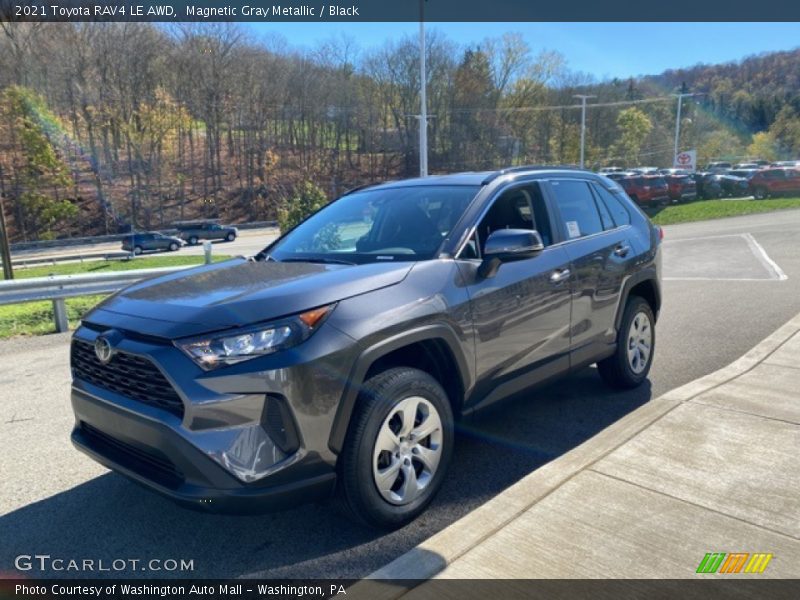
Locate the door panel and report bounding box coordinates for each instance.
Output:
[463,246,572,411]
[545,179,634,363]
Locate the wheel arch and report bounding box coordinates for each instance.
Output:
[327,324,471,455]
[615,270,661,331]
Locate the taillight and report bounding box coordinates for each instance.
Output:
[658,226,664,241]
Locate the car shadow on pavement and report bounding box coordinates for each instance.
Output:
[0,366,650,580]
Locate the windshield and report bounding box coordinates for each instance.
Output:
[266,185,480,264]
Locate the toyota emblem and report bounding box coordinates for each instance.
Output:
[94,336,114,364]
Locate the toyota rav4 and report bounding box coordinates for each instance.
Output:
[70,167,662,528]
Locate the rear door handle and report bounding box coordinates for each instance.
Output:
[550,268,571,283]
[614,244,631,257]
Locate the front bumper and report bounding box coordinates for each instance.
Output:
[71,387,336,513]
[69,319,357,512]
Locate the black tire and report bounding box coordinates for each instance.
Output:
[226,232,236,242]
[189,235,199,245]
[597,296,655,390]
[754,187,768,200]
[133,245,143,256]
[169,242,179,251]
[335,367,454,529]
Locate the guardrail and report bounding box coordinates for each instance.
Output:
[10,251,132,269]
[0,266,189,333]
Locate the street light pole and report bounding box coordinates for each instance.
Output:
[419,0,428,177]
[672,92,697,163]
[573,95,596,169]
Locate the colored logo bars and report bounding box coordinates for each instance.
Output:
[696,553,773,574]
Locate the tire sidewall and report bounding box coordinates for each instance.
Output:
[133,246,142,255]
[344,369,454,528]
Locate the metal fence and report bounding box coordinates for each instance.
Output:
[0,267,189,333]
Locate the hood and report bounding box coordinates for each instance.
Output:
[86,258,413,338]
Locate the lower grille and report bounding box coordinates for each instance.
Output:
[71,339,184,418]
[81,423,184,488]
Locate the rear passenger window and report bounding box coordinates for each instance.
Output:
[550,180,603,239]
[592,185,631,227]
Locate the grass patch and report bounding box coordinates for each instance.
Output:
[0,295,106,339]
[647,197,800,226]
[1,254,232,339]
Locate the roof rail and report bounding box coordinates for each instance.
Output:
[481,164,588,185]
[341,182,381,196]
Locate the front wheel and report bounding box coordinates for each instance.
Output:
[335,367,454,529]
[753,187,768,200]
[226,232,236,242]
[169,242,179,251]
[188,235,199,245]
[597,296,655,389]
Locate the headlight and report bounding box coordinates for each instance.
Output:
[176,304,334,370]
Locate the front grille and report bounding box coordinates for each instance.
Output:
[81,423,184,488]
[71,339,184,418]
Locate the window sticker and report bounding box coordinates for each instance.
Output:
[566,221,581,239]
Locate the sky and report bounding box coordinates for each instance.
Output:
[245,22,800,80]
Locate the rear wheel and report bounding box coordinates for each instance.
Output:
[598,296,655,389]
[188,235,199,245]
[133,245,143,256]
[335,367,454,529]
[754,186,768,200]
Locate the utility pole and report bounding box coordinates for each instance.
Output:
[418,0,428,177]
[0,195,13,280]
[673,92,698,162]
[0,161,13,280]
[573,95,596,169]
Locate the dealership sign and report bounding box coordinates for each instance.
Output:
[674,150,697,170]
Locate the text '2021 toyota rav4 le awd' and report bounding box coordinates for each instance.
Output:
[70,167,662,528]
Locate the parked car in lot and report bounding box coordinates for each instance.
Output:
[663,173,697,202]
[657,168,692,176]
[769,160,800,168]
[733,163,761,170]
[715,172,751,197]
[749,168,800,199]
[618,174,670,206]
[174,220,239,245]
[121,232,184,255]
[599,166,625,174]
[693,172,724,199]
[706,161,733,173]
[70,166,662,528]
[728,169,759,181]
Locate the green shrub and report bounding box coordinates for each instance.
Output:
[277,181,329,232]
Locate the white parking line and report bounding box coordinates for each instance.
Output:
[742,232,788,281]
[663,232,788,282]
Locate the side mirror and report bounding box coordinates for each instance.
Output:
[478,229,544,279]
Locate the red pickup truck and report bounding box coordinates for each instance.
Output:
[749,168,800,199]
[619,175,670,206]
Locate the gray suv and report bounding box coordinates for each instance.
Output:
[121,232,184,255]
[70,167,661,528]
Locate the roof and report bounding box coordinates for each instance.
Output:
[353,166,596,193]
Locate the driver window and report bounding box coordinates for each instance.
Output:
[468,184,551,257]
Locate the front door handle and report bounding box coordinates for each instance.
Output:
[550,268,571,283]
[614,244,631,257]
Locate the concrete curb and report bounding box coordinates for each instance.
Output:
[353,311,800,596]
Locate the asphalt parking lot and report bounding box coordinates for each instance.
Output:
[1,209,799,579]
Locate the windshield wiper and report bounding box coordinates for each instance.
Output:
[280,257,356,266]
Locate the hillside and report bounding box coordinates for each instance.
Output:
[1,23,799,242]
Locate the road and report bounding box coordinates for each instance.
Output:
[10,226,279,267]
[1,209,799,579]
